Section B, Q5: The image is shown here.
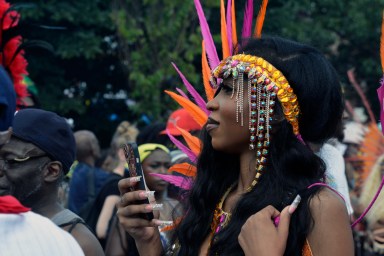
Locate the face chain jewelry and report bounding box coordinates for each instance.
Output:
[211,54,301,191]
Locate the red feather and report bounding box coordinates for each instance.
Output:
[0,0,29,108]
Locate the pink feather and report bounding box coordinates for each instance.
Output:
[378,76,384,135]
[194,0,220,69]
[226,0,233,55]
[150,173,192,190]
[176,88,190,100]
[167,129,197,163]
[347,69,376,123]
[172,62,209,115]
[241,0,254,39]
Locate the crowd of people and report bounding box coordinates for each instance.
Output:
[1,0,384,255]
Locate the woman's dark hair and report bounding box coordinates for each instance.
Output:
[136,122,171,146]
[172,36,344,255]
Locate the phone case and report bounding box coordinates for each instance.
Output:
[123,143,154,220]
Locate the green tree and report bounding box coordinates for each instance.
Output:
[10,0,384,148]
[12,0,128,146]
[261,0,384,117]
[111,0,220,120]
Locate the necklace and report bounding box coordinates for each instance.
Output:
[210,183,236,235]
[208,168,264,252]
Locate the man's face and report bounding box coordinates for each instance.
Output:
[0,136,49,205]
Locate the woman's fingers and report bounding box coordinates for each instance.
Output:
[118,177,141,195]
[119,189,149,206]
[277,206,291,237]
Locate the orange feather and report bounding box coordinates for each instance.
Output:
[381,11,384,72]
[159,217,183,232]
[254,0,269,38]
[220,0,230,58]
[169,162,197,177]
[175,126,201,156]
[165,90,208,127]
[202,41,215,101]
[231,0,237,49]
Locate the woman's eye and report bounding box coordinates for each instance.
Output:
[214,87,221,97]
[220,84,233,93]
[149,164,161,169]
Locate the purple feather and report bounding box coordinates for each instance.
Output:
[194,0,220,69]
[378,75,384,135]
[172,63,209,115]
[149,173,192,190]
[226,0,233,55]
[241,0,254,39]
[176,88,190,100]
[167,129,197,163]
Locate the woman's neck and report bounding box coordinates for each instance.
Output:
[236,150,257,194]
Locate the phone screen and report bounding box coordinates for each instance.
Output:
[123,143,154,220]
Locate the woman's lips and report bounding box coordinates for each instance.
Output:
[206,123,219,133]
[206,117,220,133]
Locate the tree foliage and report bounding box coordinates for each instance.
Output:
[111,0,219,119]
[10,0,384,146]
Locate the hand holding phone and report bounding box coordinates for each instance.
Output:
[123,143,154,220]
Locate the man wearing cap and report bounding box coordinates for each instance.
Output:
[0,108,104,256]
[0,65,86,255]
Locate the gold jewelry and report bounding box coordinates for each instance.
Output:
[210,54,302,192]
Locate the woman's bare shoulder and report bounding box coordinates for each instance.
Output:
[307,188,354,255]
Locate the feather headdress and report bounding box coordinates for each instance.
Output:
[162,0,269,185]
[349,11,384,228]
[0,0,28,107]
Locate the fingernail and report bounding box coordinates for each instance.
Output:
[289,194,302,214]
[130,176,142,182]
[139,191,155,199]
[154,220,173,226]
[145,203,163,211]
[151,203,163,210]
[273,216,280,227]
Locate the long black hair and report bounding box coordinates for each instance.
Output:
[172,36,344,255]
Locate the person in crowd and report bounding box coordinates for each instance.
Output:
[0,64,83,255]
[315,142,354,216]
[136,122,171,147]
[160,108,201,149]
[0,108,104,256]
[0,195,84,256]
[137,121,188,200]
[105,143,178,255]
[81,121,138,248]
[68,130,109,215]
[358,154,384,255]
[109,121,139,178]
[116,36,354,255]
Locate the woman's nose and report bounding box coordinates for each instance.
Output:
[206,98,218,111]
[159,164,168,174]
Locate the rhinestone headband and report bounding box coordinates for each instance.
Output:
[210,54,301,137]
[209,54,302,189]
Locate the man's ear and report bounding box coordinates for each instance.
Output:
[44,161,63,183]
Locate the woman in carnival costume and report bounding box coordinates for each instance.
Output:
[116,0,355,255]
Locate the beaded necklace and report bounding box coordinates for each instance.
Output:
[208,169,263,253]
[210,183,236,237]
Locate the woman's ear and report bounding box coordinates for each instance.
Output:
[44,161,63,183]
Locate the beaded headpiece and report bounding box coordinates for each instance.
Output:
[209,54,301,189]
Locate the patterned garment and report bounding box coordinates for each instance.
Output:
[302,240,313,256]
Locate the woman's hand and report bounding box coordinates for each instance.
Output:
[116,177,163,255]
[238,205,291,256]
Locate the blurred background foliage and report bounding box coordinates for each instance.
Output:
[11,0,384,147]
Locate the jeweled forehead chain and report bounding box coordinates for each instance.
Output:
[210,54,302,190]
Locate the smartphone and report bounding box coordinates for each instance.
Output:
[123,143,154,220]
